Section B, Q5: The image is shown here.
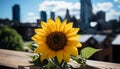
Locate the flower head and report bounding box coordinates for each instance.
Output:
[32,17,82,63]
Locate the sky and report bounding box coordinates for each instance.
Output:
[0,0,120,23]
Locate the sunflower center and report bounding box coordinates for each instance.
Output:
[46,32,67,51]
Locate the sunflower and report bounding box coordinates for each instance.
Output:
[32,17,82,63]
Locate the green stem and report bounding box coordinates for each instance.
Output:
[51,57,67,69]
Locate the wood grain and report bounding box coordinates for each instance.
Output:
[0,49,120,69]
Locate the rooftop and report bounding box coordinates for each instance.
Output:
[112,34,120,45]
[79,34,92,43]
[93,35,107,44]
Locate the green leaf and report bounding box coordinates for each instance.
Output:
[71,55,85,64]
[81,47,102,59]
[29,55,48,66]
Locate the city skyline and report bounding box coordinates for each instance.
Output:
[0,0,120,23]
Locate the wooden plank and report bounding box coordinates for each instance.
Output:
[86,60,120,69]
[0,49,120,69]
[0,49,33,68]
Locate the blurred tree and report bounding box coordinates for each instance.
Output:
[0,26,24,51]
[115,27,120,34]
[78,29,87,34]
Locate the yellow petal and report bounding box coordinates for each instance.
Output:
[41,53,48,62]
[60,19,67,32]
[64,22,73,33]
[35,29,47,36]
[68,35,80,41]
[63,51,70,62]
[35,43,48,53]
[41,21,47,29]
[67,40,82,47]
[48,49,56,58]
[64,46,78,56]
[31,35,46,44]
[56,17,61,31]
[56,50,64,63]
[40,44,50,61]
[34,45,42,53]
[41,21,51,34]
[48,18,56,32]
[66,28,80,37]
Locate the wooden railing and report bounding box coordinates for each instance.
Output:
[0,49,120,69]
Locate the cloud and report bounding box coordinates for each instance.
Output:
[106,9,120,21]
[38,0,80,19]
[118,5,120,8]
[92,2,120,21]
[38,1,119,22]
[25,12,39,23]
[93,2,113,13]
[114,0,120,3]
[28,12,35,16]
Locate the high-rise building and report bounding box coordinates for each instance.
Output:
[12,4,20,22]
[71,16,79,28]
[80,0,93,30]
[50,11,55,21]
[118,16,120,22]
[96,11,106,30]
[65,9,71,23]
[96,11,106,21]
[40,11,47,22]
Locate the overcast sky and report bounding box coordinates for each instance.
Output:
[0,0,120,23]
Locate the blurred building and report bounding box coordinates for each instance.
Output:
[80,0,93,30]
[40,11,47,22]
[108,19,119,33]
[71,16,80,28]
[15,23,38,41]
[0,19,14,27]
[79,34,112,62]
[65,9,71,23]
[112,34,120,63]
[96,11,106,30]
[50,11,55,21]
[12,4,20,23]
[96,11,105,21]
[36,19,41,27]
[119,16,120,22]
[91,35,112,62]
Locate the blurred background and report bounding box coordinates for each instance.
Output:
[0,0,120,63]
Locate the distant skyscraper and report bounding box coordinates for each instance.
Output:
[96,11,106,30]
[50,11,55,21]
[118,16,120,22]
[80,0,93,30]
[65,9,71,23]
[71,16,79,28]
[12,4,20,22]
[96,11,106,21]
[40,11,47,22]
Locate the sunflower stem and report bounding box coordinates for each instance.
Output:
[51,57,67,69]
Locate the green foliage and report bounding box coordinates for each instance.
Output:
[30,55,48,67]
[115,27,120,33]
[71,47,101,67]
[81,47,102,59]
[49,57,73,69]
[71,55,86,66]
[30,55,73,69]
[0,26,24,51]
[27,42,37,51]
